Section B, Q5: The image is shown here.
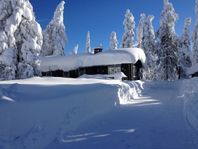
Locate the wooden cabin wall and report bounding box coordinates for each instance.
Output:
[134,60,143,80]
[192,72,198,78]
[121,64,133,80]
[51,70,64,77]
[108,65,121,74]
[41,60,143,80]
[85,66,108,75]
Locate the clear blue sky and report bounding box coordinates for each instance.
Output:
[30,0,196,54]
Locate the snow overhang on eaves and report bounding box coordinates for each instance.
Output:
[40,48,146,72]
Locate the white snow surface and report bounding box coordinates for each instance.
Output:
[79,72,127,80]
[0,77,142,149]
[181,77,198,134]
[40,48,146,72]
[0,77,198,149]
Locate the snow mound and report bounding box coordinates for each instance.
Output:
[181,78,198,133]
[0,77,143,148]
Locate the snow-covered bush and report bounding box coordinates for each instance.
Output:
[122,9,135,48]
[42,1,67,56]
[109,31,118,50]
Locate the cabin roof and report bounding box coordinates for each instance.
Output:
[40,48,146,72]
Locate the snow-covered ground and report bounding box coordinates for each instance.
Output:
[181,78,198,135]
[0,77,141,149]
[0,77,198,149]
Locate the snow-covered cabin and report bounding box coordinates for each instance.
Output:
[40,48,146,80]
[188,63,198,77]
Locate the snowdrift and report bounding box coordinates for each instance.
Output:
[181,77,198,134]
[0,77,142,149]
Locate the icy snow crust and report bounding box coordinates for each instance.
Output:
[40,48,146,72]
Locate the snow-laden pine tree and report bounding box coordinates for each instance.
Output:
[0,0,16,80]
[122,9,135,48]
[179,18,192,78]
[156,0,179,81]
[109,31,118,50]
[42,1,67,56]
[0,0,43,80]
[137,13,146,48]
[15,0,43,79]
[141,15,158,80]
[72,44,78,55]
[192,0,198,64]
[85,31,91,53]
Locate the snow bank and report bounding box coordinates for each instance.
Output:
[40,48,146,72]
[181,78,198,133]
[0,77,143,148]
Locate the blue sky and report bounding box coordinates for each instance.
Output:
[30,0,196,54]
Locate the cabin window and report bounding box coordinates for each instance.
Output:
[108,65,121,74]
[51,70,64,77]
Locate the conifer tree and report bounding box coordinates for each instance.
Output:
[42,1,67,56]
[110,31,118,50]
[122,9,135,48]
[72,44,78,55]
[85,31,91,53]
[179,18,192,78]
[192,0,198,64]
[0,0,43,80]
[142,15,157,80]
[156,0,179,80]
[137,13,146,48]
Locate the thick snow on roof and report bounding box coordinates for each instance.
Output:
[187,63,198,75]
[40,48,146,72]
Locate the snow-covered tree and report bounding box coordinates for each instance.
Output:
[122,9,135,48]
[109,31,118,50]
[85,31,91,53]
[14,0,43,79]
[192,0,198,64]
[156,0,179,81]
[137,13,146,48]
[179,18,192,78]
[0,0,20,80]
[0,0,43,80]
[42,1,67,56]
[72,44,78,55]
[141,15,158,80]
